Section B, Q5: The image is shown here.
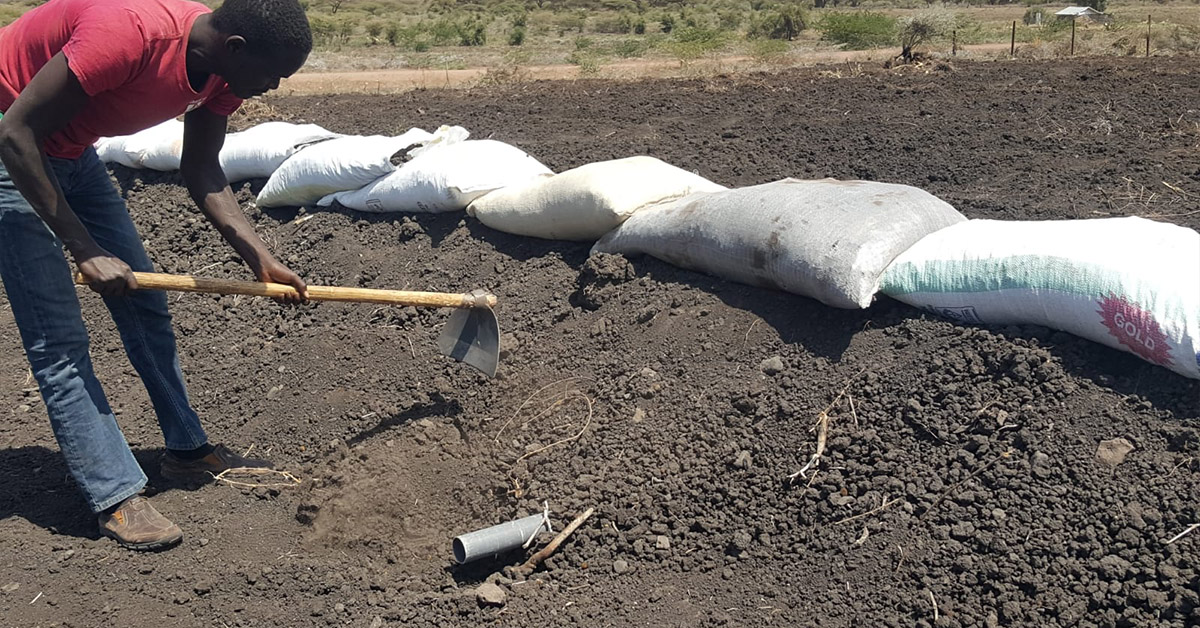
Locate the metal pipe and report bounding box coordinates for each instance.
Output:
[453,514,551,564]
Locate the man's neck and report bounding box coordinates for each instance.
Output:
[185,14,218,92]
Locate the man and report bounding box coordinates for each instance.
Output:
[0,0,312,551]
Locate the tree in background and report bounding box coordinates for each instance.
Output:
[748,3,807,41]
[897,10,953,62]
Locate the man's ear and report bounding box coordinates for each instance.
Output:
[224,35,246,55]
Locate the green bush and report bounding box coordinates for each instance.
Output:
[458,20,487,46]
[385,22,401,46]
[819,12,897,49]
[660,13,676,34]
[614,38,648,57]
[427,18,462,46]
[555,13,587,35]
[366,20,385,41]
[662,26,729,61]
[509,26,526,46]
[718,10,744,31]
[336,18,354,42]
[567,51,601,75]
[749,37,790,61]
[575,36,595,50]
[593,12,635,34]
[634,18,647,34]
[748,4,808,41]
[309,15,337,44]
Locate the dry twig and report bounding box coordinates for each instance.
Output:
[519,507,595,572]
[787,368,868,484]
[1165,523,1199,545]
[211,467,302,489]
[834,495,901,526]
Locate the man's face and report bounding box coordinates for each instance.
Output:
[222,42,306,99]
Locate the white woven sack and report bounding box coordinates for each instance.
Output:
[318,139,552,213]
[94,119,183,170]
[219,122,339,182]
[255,129,433,208]
[881,217,1200,379]
[592,178,967,309]
[467,156,727,241]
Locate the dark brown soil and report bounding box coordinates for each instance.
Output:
[1,57,1198,628]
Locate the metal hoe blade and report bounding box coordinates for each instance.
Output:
[437,301,500,378]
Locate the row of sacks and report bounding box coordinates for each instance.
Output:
[94,122,1199,379]
[94,120,556,213]
[588,181,1199,379]
[468,171,1199,379]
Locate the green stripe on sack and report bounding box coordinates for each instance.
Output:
[880,255,1136,298]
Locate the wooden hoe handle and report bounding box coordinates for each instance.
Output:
[75,271,497,309]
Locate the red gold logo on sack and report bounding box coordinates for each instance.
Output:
[1097,293,1173,366]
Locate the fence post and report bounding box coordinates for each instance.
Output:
[1010,21,1016,57]
[1070,18,1076,56]
[953,30,957,56]
[1147,14,1151,57]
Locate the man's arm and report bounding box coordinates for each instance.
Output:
[181,107,306,304]
[0,52,137,296]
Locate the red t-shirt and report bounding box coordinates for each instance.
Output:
[0,0,242,159]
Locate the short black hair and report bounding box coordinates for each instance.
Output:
[211,0,313,57]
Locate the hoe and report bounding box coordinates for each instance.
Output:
[75,271,501,377]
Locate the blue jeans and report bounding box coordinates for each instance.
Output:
[0,147,208,513]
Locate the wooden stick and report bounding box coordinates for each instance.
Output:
[1166,523,1199,545]
[834,495,901,526]
[519,507,594,572]
[75,272,496,309]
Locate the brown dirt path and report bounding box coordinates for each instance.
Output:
[280,43,1013,95]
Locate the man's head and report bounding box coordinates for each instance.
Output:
[210,0,312,99]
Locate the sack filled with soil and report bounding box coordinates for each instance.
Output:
[592,178,966,309]
[467,156,726,241]
[255,129,434,208]
[881,216,1200,379]
[318,139,552,214]
[219,121,340,183]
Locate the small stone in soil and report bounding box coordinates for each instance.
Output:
[476,582,506,607]
[759,356,785,375]
[1096,437,1134,468]
[1030,452,1052,479]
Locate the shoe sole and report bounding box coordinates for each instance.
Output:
[100,529,184,552]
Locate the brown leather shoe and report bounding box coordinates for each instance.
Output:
[160,444,274,482]
[98,496,183,551]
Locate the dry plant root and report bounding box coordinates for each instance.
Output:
[211,466,303,489]
[517,507,595,574]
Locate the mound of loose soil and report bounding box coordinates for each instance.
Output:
[1,58,1197,628]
